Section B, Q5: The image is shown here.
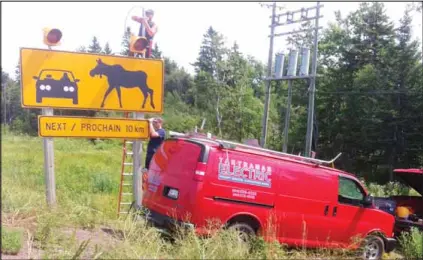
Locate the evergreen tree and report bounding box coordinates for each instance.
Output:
[120,27,131,56]
[77,46,87,52]
[103,42,113,55]
[152,43,162,58]
[14,62,21,86]
[389,6,423,172]
[193,26,227,78]
[88,36,102,53]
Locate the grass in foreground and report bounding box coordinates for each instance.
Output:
[1,133,420,259]
[398,227,423,259]
[1,227,23,255]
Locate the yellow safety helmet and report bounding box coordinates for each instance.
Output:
[396,206,410,219]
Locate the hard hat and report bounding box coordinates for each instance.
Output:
[396,206,410,219]
[145,9,154,15]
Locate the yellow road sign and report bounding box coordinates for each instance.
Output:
[38,116,150,139]
[21,48,164,113]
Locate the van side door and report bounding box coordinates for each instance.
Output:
[201,149,277,227]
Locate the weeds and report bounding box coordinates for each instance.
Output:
[1,227,23,255]
[91,173,115,193]
[399,228,423,259]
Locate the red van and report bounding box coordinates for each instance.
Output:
[142,132,396,259]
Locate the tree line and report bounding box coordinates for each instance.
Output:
[2,3,422,183]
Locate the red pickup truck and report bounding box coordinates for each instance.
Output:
[373,168,423,236]
[142,132,397,260]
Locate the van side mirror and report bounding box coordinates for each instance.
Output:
[363,195,373,207]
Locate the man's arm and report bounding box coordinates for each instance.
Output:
[144,22,158,37]
[131,16,158,37]
[149,119,160,137]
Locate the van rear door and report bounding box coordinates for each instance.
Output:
[142,138,208,222]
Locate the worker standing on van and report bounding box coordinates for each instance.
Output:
[144,117,166,170]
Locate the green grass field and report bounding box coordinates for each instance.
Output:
[1,132,421,259]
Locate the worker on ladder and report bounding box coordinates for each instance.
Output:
[144,117,166,171]
[132,9,158,58]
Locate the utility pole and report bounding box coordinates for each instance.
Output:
[2,80,6,132]
[260,2,278,148]
[282,80,293,153]
[304,2,321,158]
[261,2,323,157]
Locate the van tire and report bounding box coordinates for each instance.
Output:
[228,222,256,242]
[361,235,385,260]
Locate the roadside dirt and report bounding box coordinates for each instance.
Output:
[1,226,120,259]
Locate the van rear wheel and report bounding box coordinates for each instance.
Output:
[361,235,384,260]
[228,223,255,243]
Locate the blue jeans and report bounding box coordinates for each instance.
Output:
[145,152,154,169]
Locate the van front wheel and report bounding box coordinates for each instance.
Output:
[361,235,385,260]
[228,223,255,243]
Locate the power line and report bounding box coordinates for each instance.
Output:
[316,90,423,95]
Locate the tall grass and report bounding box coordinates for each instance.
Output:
[1,227,23,255]
[399,228,423,259]
[0,133,418,259]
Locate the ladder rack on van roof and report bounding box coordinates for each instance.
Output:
[168,131,342,167]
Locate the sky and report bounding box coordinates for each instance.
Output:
[1,1,422,78]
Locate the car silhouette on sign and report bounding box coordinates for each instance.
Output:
[33,69,79,104]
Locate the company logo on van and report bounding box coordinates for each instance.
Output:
[218,157,272,188]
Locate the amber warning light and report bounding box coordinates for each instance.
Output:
[43,28,62,46]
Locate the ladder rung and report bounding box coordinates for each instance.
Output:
[124,162,133,166]
[120,212,129,214]
[120,202,132,205]
[126,141,133,144]
[122,193,132,196]
[126,152,133,155]
[123,173,133,176]
[123,183,131,186]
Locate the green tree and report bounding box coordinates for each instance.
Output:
[77,46,87,52]
[152,43,162,58]
[120,27,131,56]
[103,42,113,55]
[309,2,423,183]
[388,6,423,173]
[193,26,227,77]
[192,27,228,136]
[88,36,102,53]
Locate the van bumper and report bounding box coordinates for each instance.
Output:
[145,208,194,232]
[385,238,397,253]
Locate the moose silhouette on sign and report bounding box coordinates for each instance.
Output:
[89,59,155,109]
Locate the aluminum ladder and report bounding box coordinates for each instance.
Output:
[117,112,135,216]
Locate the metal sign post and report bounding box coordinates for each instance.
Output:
[43,45,56,207]
[42,107,56,207]
[132,112,144,210]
